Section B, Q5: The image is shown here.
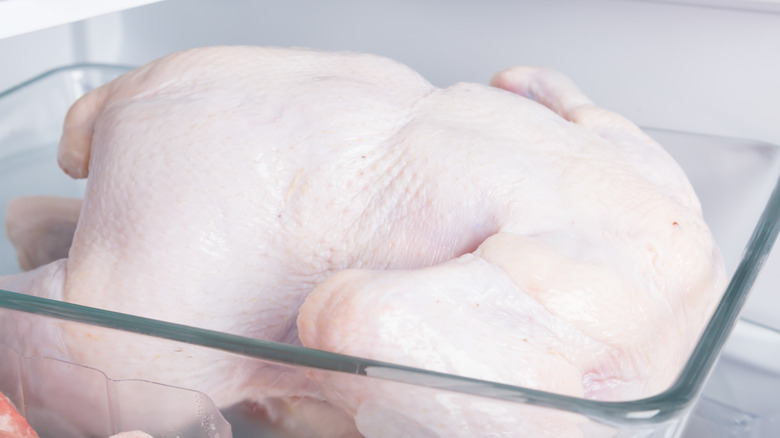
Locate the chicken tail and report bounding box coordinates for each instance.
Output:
[57,83,114,179]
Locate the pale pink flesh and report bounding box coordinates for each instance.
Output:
[0,392,38,438]
[0,47,726,437]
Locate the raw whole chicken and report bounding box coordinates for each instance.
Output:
[0,46,726,437]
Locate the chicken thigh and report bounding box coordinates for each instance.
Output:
[0,46,725,437]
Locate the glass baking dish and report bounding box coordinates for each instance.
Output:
[0,343,231,438]
[0,64,778,437]
[686,319,780,437]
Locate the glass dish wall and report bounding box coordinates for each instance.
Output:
[0,65,779,437]
[0,343,231,438]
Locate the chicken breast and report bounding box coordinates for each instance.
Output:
[0,46,726,437]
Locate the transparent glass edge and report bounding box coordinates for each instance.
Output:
[0,288,643,424]
[0,64,135,100]
[666,171,780,391]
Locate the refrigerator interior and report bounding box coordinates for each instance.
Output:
[1,1,779,436]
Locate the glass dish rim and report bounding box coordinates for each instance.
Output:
[0,63,136,100]
[0,63,779,430]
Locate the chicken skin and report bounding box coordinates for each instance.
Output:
[0,46,725,437]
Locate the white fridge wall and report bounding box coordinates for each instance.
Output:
[0,26,77,91]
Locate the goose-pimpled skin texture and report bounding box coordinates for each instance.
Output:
[1,46,725,437]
